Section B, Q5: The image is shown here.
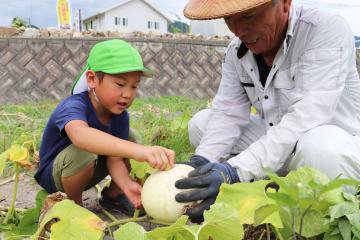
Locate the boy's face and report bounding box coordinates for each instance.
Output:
[88,71,142,115]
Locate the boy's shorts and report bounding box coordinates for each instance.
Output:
[52,144,108,192]
[52,128,140,192]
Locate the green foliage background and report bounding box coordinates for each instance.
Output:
[0,96,207,173]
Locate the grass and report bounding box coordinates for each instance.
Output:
[130,96,208,162]
[0,96,208,171]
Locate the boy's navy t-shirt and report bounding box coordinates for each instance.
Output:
[34,92,129,193]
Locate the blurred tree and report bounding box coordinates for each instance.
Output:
[11,17,27,28]
[168,21,190,33]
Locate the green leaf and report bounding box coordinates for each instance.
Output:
[343,192,358,202]
[317,188,344,212]
[266,192,297,208]
[198,203,244,240]
[147,215,195,240]
[346,212,360,230]
[352,226,360,239]
[130,159,155,180]
[329,202,359,221]
[265,170,296,198]
[113,222,149,240]
[3,230,24,240]
[297,209,328,238]
[327,224,341,236]
[323,232,342,240]
[31,199,105,240]
[0,151,9,175]
[216,181,283,227]
[277,206,293,229]
[35,190,48,210]
[338,218,352,240]
[14,208,40,235]
[170,113,191,131]
[321,178,360,195]
[284,167,330,186]
[254,204,279,226]
[13,190,48,236]
[0,224,12,231]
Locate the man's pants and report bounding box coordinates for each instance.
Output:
[189,109,360,185]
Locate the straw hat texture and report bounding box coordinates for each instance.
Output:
[184,0,272,20]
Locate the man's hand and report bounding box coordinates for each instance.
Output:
[175,162,239,222]
[186,155,210,168]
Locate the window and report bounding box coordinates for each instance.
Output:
[123,18,128,26]
[115,17,128,26]
[154,21,159,30]
[148,21,153,29]
[115,17,120,25]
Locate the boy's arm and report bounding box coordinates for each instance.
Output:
[65,120,175,170]
[107,156,142,208]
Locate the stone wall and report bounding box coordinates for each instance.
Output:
[0,37,228,103]
[0,37,359,103]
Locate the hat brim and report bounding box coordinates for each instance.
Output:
[184,0,272,20]
[71,67,153,95]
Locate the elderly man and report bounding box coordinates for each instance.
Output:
[175,0,360,222]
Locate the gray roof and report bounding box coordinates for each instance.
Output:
[83,0,172,23]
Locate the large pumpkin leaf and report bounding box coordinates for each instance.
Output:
[216,180,283,228]
[198,203,244,240]
[113,222,149,240]
[31,199,105,240]
[280,167,330,187]
[147,215,196,240]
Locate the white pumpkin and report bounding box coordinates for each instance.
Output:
[141,164,197,222]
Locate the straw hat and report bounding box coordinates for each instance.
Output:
[184,0,272,20]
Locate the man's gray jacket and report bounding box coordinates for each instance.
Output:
[195,4,360,181]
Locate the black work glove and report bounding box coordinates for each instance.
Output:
[186,155,209,168]
[175,162,239,223]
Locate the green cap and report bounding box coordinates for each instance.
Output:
[71,39,152,94]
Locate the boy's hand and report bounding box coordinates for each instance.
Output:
[137,146,175,170]
[122,180,143,209]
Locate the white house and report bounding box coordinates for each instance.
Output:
[190,19,233,37]
[82,0,172,33]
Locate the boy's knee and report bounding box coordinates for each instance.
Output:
[53,144,97,191]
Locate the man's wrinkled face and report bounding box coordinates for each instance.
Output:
[224,1,290,57]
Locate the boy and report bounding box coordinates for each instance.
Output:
[34,39,175,215]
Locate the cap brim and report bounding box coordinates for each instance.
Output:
[71,67,153,95]
[71,67,89,95]
[142,67,153,78]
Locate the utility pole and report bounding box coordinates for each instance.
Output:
[28,0,32,27]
